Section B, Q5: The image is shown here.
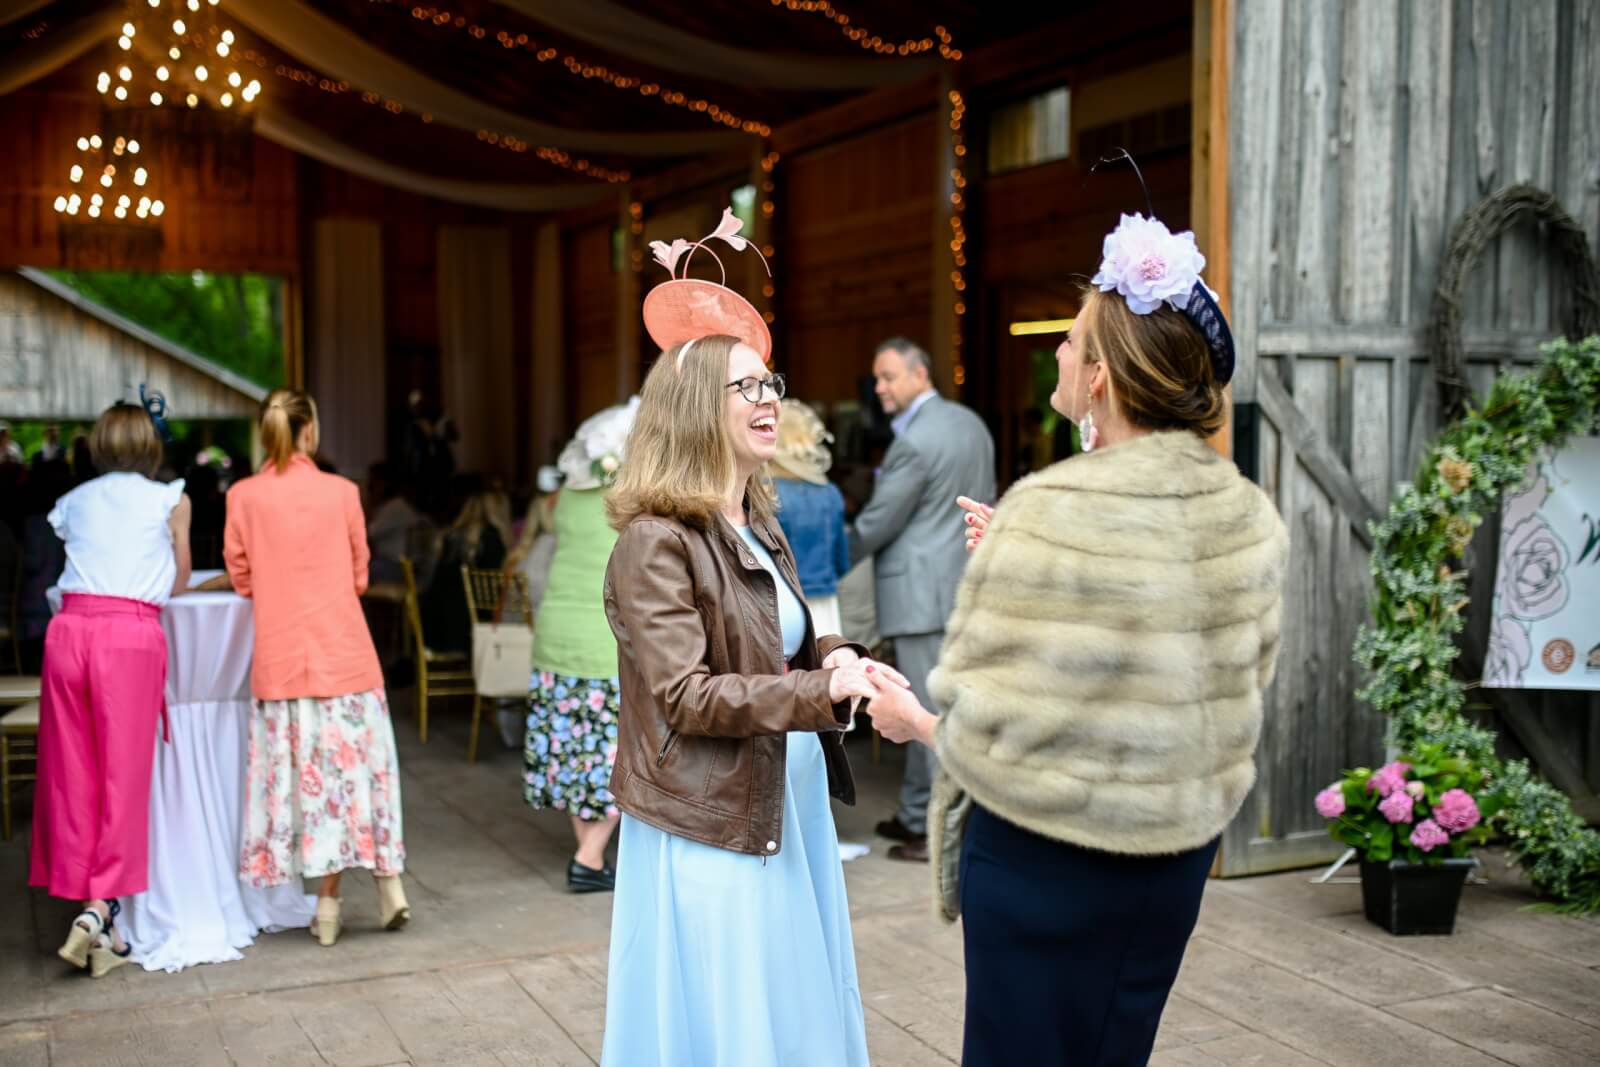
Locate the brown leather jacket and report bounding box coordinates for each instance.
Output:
[604,512,863,857]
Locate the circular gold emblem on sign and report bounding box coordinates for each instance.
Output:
[1541,638,1576,674]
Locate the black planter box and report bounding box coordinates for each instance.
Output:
[1359,858,1474,935]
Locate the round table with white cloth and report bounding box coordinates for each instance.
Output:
[49,572,317,971]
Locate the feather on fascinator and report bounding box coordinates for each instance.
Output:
[643,207,772,367]
[1089,151,1237,385]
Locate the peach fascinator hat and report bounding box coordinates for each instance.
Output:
[643,207,772,369]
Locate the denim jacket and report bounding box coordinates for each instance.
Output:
[773,478,851,599]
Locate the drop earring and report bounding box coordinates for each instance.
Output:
[1078,390,1100,452]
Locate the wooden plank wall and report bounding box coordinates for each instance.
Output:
[0,272,260,419]
[563,222,620,423]
[1223,0,1600,874]
[777,115,938,406]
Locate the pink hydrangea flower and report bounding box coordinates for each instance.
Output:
[1378,790,1415,824]
[1314,785,1345,819]
[1410,819,1449,852]
[1366,761,1412,797]
[1433,788,1481,833]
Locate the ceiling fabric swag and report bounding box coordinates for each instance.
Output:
[0,8,119,98]
[497,0,936,90]
[256,108,614,212]
[225,0,745,156]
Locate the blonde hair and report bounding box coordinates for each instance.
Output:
[259,388,319,473]
[447,492,498,557]
[90,403,163,477]
[506,492,557,571]
[607,334,777,531]
[1078,289,1226,437]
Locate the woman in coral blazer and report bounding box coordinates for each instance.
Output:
[224,388,411,947]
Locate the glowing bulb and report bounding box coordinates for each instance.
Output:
[114,137,125,153]
[157,66,169,81]
[118,195,131,207]
[97,75,110,93]
[217,42,230,57]
[188,0,199,9]
[87,205,100,218]
[228,72,241,87]
[89,135,102,148]
[122,22,135,35]
[53,196,66,212]
[76,137,89,150]
[69,165,83,182]
[151,200,165,217]
[186,93,198,108]
[173,19,186,34]
[114,86,128,101]
[118,36,132,50]
[246,79,260,95]
[118,66,131,81]
[195,65,207,81]
[138,197,150,210]
[127,140,140,153]
[220,92,233,108]
[134,168,147,185]
[90,193,103,205]
[115,206,127,219]
[222,29,234,43]
[169,47,181,60]
[103,164,116,176]
[150,91,163,106]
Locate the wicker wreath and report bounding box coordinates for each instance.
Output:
[1431,184,1600,420]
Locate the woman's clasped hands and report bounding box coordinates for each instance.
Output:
[957,495,994,553]
[824,647,910,707]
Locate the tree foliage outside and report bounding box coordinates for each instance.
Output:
[47,269,286,390]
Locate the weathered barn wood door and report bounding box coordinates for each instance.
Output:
[1218,0,1600,875]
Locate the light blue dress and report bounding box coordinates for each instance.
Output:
[600,525,870,1067]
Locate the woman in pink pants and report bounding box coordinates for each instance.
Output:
[31,401,191,977]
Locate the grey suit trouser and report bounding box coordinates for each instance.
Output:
[890,631,943,834]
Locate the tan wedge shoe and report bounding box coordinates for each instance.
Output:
[376,875,410,931]
[88,933,132,978]
[58,913,99,970]
[312,896,341,947]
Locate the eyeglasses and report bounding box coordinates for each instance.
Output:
[726,373,786,404]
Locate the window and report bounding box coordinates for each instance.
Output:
[987,87,1071,175]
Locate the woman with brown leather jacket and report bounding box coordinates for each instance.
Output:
[598,318,904,1065]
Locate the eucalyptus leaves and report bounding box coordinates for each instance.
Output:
[1354,335,1600,912]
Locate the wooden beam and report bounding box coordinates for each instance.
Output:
[1194,0,1234,460]
[929,66,958,395]
[771,75,938,157]
[1256,324,1550,360]
[1256,368,1379,547]
[964,0,1191,91]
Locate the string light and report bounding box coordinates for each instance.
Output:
[767,1,960,60]
[759,150,780,324]
[382,2,771,135]
[948,89,967,386]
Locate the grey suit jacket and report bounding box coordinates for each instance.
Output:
[849,394,996,638]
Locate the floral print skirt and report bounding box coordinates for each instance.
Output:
[524,672,620,822]
[239,688,406,888]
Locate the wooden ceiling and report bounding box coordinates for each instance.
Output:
[4,0,1053,195]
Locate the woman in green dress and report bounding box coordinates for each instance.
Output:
[523,399,639,892]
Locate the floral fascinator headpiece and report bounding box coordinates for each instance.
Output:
[557,395,641,491]
[1088,153,1236,385]
[643,206,772,368]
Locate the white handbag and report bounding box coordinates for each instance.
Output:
[472,620,533,697]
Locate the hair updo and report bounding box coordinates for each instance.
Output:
[1079,287,1227,437]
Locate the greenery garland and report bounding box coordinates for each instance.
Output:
[1354,335,1600,913]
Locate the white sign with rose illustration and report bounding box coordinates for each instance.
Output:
[1484,437,1600,690]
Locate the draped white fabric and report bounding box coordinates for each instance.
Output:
[310,219,386,482]
[227,0,742,157]
[118,579,317,973]
[439,227,516,477]
[497,0,934,90]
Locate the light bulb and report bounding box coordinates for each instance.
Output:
[134,168,147,185]
[157,66,169,81]
[169,47,181,60]
[100,174,111,186]
[118,66,132,81]
[122,22,134,36]
[195,65,207,81]
[69,165,83,182]
[53,196,66,212]
[115,206,127,219]
[97,75,110,93]
[128,140,140,153]
[247,80,260,95]
[87,205,100,218]
[220,92,233,108]
[114,136,125,152]
[186,93,198,108]
[90,193,103,205]
[228,72,241,87]
[217,42,230,57]
[103,164,115,176]
[118,195,131,207]
[114,86,128,101]
[188,0,199,9]
[222,30,234,44]
[138,197,150,210]
[67,202,80,215]
[76,137,89,150]
[151,200,166,216]
[150,91,163,106]
[89,135,102,148]
[173,19,186,34]
[118,35,132,50]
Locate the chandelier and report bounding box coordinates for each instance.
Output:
[54,0,262,266]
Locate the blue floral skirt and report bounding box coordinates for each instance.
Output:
[523,672,620,822]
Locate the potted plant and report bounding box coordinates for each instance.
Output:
[1314,743,1498,935]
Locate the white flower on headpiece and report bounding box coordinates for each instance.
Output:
[650,238,691,275]
[1091,213,1207,315]
[558,396,641,490]
[710,207,748,251]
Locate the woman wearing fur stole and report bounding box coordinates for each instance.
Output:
[866,211,1289,1066]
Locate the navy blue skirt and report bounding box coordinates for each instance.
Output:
[959,805,1217,1067]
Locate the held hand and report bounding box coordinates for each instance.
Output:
[956,496,995,554]
[865,671,934,745]
[822,646,861,671]
[826,657,912,705]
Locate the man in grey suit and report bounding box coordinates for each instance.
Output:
[849,337,995,862]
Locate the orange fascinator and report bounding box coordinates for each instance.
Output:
[643,207,772,366]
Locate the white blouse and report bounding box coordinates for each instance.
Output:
[51,473,186,607]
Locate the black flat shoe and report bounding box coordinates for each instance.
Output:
[567,859,616,893]
[874,816,926,845]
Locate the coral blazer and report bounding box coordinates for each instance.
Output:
[224,453,383,701]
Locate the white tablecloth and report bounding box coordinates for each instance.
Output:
[50,573,317,971]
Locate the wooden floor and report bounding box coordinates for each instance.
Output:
[2,690,1598,1066]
